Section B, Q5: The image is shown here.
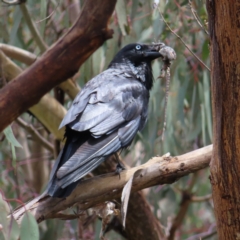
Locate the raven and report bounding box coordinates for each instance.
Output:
[46,43,163,197]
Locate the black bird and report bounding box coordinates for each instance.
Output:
[46,43,163,197]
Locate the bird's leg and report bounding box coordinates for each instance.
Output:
[114,153,125,179]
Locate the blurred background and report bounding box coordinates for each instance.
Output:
[0,0,214,239]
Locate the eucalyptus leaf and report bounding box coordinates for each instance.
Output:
[116,0,129,36]
[20,212,39,240]
[9,7,22,46]
[0,194,9,240]
[8,217,20,240]
[40,0,47,36]
[3,126,22,148]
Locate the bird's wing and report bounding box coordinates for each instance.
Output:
[68,73,147,135]
[58,71,105,129]
[57,116,142,188]
[59,69,148,133]
[54,71,149,188]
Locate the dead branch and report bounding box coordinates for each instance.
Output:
[0,0,117,132]
[12,145,212,224]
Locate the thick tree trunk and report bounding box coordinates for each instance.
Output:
[207,1,240,239]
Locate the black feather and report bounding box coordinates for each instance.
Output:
[46,43,162,197]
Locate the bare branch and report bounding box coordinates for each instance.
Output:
[188,0,209,35]
[0,44,80,100]
[185,223,216,240]
[12,145,212,223]
[19,3,48,52]
[0,43,37,65]
[191,194,212,202]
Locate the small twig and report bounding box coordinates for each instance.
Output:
[51,212,83,220]
[19,3,48,52]
[35,1,59,24]
[191,194,212,202]
[188,0,209,35]
[185,223,216,240]
[16,117,54,153]
[158,9,210,72]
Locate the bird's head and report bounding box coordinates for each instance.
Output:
[109,43,164,66]
[108,43,164,90]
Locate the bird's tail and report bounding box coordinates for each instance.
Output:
[46,130,91,197]
[46,129,121,198]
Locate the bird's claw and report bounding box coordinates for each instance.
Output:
[115,163,126,179]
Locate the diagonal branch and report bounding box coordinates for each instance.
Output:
[12,145,212,223]
[0,43,80,100]
[0,49,66,140]
[0,0,117,132]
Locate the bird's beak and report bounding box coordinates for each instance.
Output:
[143,43,165,60]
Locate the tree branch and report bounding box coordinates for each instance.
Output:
[0,49,66,139]
[0,0,117,132]
[0,42,81,100]
[191,194,212,202]
[12,145,212,223]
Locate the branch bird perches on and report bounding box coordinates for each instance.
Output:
[12,145,212,223]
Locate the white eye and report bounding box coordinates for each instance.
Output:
[135,45,141,50]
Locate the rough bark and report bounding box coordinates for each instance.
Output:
[12,145,212,225]
[0,0,116,132]
[125,191,164,239]
[207,1,240,239]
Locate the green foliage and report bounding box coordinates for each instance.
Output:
[3,125,22,169]
[0,194,40,240]
[3,126,22,149]
[20,212,40,240]
[0,194,20,240]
